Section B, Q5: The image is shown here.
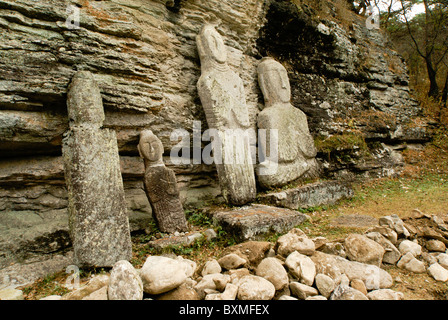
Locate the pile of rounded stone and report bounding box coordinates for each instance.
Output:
[34,210,448,301]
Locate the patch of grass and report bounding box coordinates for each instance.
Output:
[22,271,70,300]
[315,132,368,153]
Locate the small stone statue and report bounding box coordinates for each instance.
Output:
[256,57,319,188]
[62,70,132,267]
[196,24,257,205]
[138,129,188,233]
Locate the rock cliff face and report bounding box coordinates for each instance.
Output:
[0,0,430,267]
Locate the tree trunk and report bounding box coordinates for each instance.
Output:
[442,70,448,107]
[426,57,439,98]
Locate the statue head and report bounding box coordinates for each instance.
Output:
[138,129,164,166]
[196,24,228,71]
[257,57,291,109]
[67,71,105,126]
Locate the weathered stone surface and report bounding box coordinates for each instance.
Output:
[222,241,272,267]
[62,71,131,267]
[140,256,188,295]
[275,228,315,257]
[201,259,222,276]
[366,289,403,300]
[218,253,247,270]
[437,253,448,269]
[62,274,109,300]
[284,251,316,286]
[211,204,309,242]
[157,282,200,300]
[365,232,401,265]
[344,233,385,267]
[237,275,276,300]
[314,273,335,298]
[0,287,24,300]
[108,260,143,300]
[205,283,238,300]
[333,255,394,289]
[196,24,256,206]
[256,57,318,188]
[139,130,188,233]
[194,274,231,300]
[379,215,410,238]
[330,285,368,300]
[398,240,422,256]
[426,240,446,252]
[427,263,448,282]
[289,281,319,300]
[350,279,367,295]
[259,181,353,210]
[397,252,426,273]
[255,257,289,290]
[82,286,108,300]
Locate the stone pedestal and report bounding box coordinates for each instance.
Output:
[62,71,132,267]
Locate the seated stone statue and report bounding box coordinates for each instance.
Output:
[256,57,319,188]
[138,129,188,233]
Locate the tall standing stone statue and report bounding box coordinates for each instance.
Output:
[256,57,319,188]
[62,71,132,267]
[138,129,188,233]
[196,24,257,206]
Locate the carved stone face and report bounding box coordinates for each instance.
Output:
[138,130,164,163]
[257,58,291,106]
[197,24,227,65]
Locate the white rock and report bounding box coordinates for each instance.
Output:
[205,283,238,300]
[276,229,315,256]
[379,215,410,237]
[201,259,222,276]
[344,233,385,267]
[367,289,403,300]
[397,252,425,273]
[0,288,24,300]
[365,231,401,265]
[82,286,108,300]
[305,295,327,300]
[195,274,230,299]
[330,285,368,300]
[289,282,318,300]
[218,253,247,270]
[334,255,393,289]
[237,275,275,300]
[428,263,448,282]
[108,260,143,300]
[437,253,448,269]
[176,256,197,278]
[285,251,316,286]
[39,295,62,300]
[398,240,422,256]
[426,240,446,252]
[140,256,188,295]
[278,295,298,300]
[255,257,289,290]
[314,273,335,298]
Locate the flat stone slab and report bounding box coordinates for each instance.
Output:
[258,181,353,210]
[330,214,379,229]
[210,204,309,241]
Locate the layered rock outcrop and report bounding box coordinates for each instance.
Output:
[0,0,430,267]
